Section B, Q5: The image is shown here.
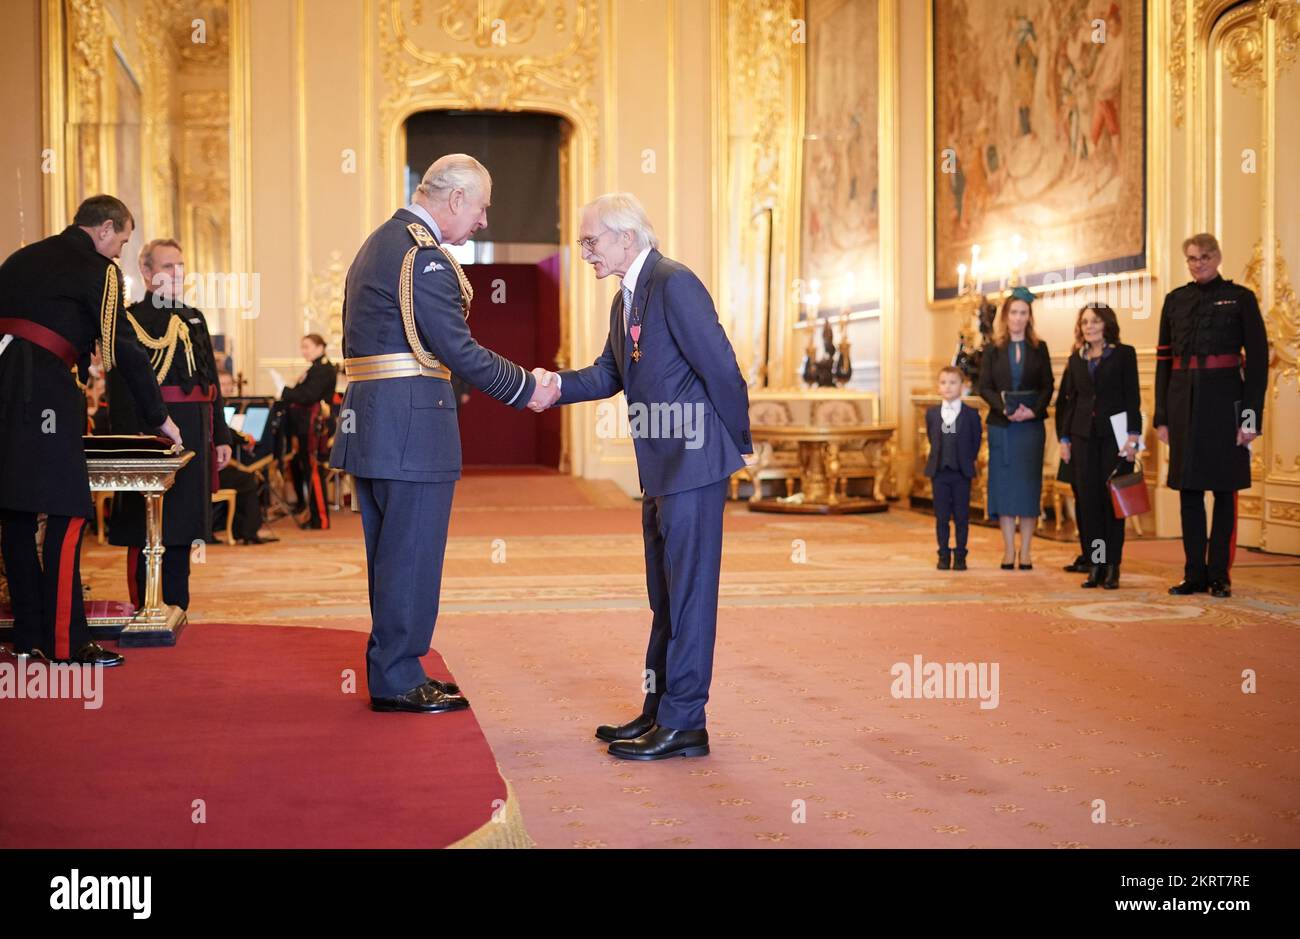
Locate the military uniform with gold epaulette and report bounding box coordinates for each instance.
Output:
[107,293,231,611]
[0,226,169,663]
[330,205,538,709]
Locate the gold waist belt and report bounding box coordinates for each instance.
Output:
[344,352,451,382]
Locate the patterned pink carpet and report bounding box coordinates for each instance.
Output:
[78,473,1300,848]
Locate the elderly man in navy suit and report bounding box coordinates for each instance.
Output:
[531,192,752,760]
[332,154,559,714]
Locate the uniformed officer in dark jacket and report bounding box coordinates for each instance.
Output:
[0,195,183,665]
[280,333,336,529]
[331,153,558,714]
[108,238,232,612]
[1156,233,1269,598]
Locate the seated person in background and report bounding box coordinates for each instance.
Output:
[924,366,983,571]
[279,333,337,530]
[218,370,277,545]
[85,372,110,435]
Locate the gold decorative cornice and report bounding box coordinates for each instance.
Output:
[1267,0,1300,74]
[433,0,548,47]
[1223,10,1267,89]
[1209,0,1300,90]
[378,0,599,173]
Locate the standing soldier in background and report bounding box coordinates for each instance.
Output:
[279,333,336,530]
[1156,233,1269,599]
[0,195,183,665]
[108,238,232,613]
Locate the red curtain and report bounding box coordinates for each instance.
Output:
[458,259,562,467]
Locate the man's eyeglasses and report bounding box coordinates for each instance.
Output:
[577,230,611,253]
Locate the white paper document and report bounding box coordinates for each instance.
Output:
[1110,412,1145,453]
[269,368,287,397]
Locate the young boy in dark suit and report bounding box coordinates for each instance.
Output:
[925,366,983,570]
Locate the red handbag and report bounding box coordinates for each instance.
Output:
[1108,460,1150,518]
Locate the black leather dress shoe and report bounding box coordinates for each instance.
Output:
[1102,563,1120,590]
[57,642,124,667]
[936,554,951,570]
[1082,564,1104,588]
[1063,556,1090,573]
[595,713,656,743]
[371,683,469,714]
[1209,579,1232,598]
[953,554,968,571]
[608,726,709,761]
[1169,580,1208,595]
[425,677,461,696]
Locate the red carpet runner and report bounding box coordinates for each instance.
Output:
[0,624,512,848]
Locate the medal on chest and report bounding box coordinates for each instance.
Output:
[629,306,642,363]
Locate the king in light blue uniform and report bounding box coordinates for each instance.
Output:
[332,170,540,712]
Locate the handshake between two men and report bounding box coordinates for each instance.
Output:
[525,367,562,413]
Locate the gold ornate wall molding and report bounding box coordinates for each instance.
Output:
[307,249,349,351]
[1216,0,1300,89]
[46,0,247,367]
[431,0,549,46]
[714,0,804,388]
[377,0,599,187]
[66,0,109,199]
[1170,0,1189,127]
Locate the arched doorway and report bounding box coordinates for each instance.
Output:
[402,109,567,470]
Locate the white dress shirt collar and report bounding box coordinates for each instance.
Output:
[940,398,963,423]
[620,246,652,297]
[405,202,443,243]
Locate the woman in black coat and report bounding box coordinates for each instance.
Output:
[1056,303,1141,589]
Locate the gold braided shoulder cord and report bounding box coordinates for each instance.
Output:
[437,244,474,310]
[99,265,119,371]
[125,310,195,384]
[399,228,474,370]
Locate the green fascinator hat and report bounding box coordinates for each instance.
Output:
[1009,285,1035,305]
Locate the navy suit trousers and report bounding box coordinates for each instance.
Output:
[356,476,456,697]
[932,469,971,555]
[640,477,728,731]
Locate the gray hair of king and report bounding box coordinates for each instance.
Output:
[588,192,659,252]
[416,154,491,200]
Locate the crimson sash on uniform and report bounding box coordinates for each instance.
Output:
[160,384,220,492]
[0,317,78,367]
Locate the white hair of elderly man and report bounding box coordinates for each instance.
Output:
[587,192,659,252]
